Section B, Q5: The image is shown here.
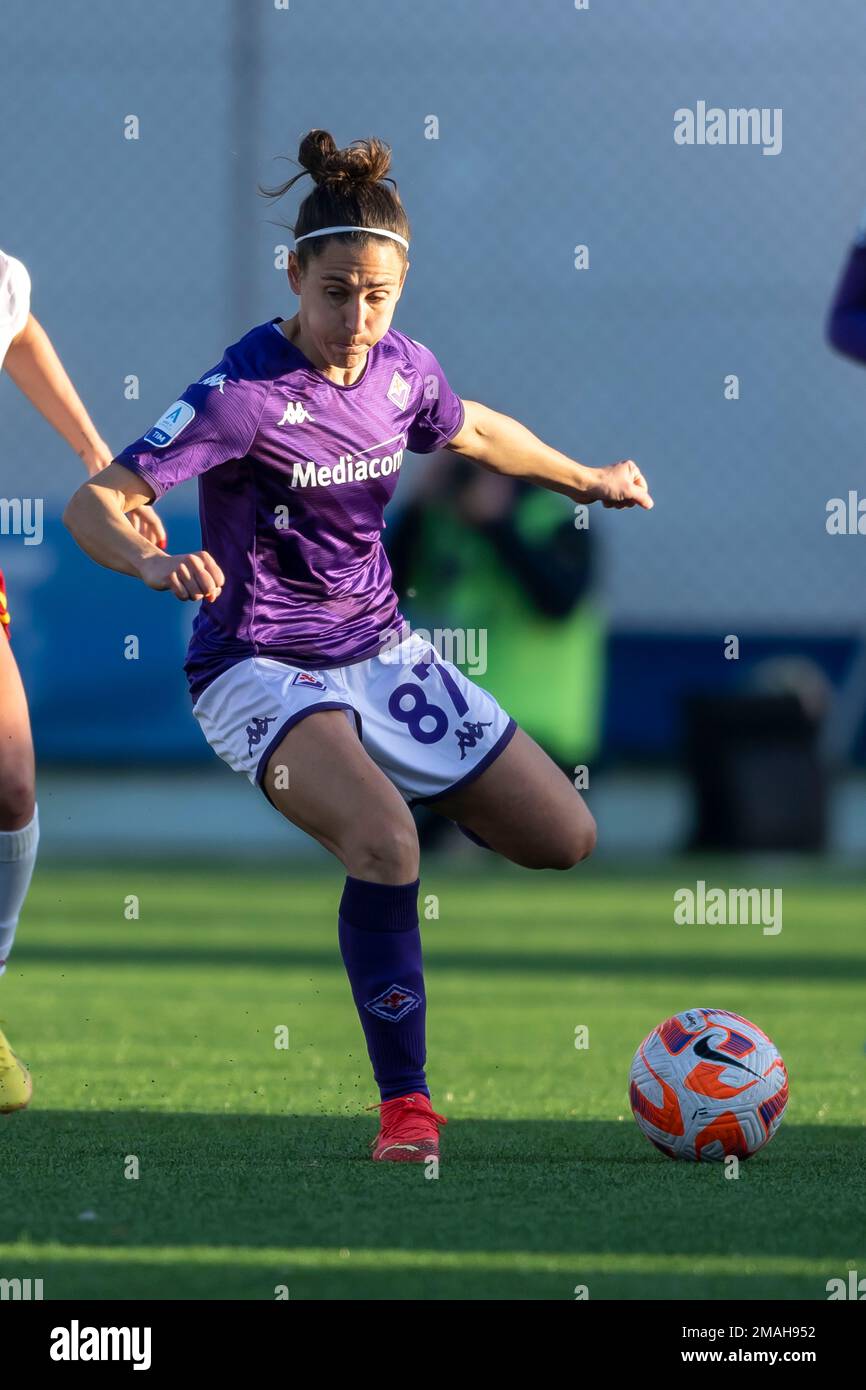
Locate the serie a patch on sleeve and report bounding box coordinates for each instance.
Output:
[144,400,196,448]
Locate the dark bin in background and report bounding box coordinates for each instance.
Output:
[683,693,827,852]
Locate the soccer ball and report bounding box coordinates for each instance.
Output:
[628,1008,788,1161]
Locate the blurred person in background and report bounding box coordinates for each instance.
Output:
[827,200,866,361]
[0,246,164,1112]
[386,452,603,850]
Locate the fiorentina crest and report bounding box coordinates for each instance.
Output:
[365,983,422,1022]
[291,671,326,690]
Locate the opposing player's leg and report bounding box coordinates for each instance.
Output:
[0,616,39,1112]
[258,708,443,1159]
[423,724,597,870]
[0,607,35,832]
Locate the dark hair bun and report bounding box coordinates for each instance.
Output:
[298,129,392,188]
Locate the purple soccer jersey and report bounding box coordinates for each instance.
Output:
[115,320,465,699]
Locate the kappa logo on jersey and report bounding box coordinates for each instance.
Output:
[290,671,326,690]
[143,400,196,448]
[387,370,410,410]
[278,400,315,426]
[364,983,422,1023]
[200,372,227,394]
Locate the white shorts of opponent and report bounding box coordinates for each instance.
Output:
[192,631,517,808]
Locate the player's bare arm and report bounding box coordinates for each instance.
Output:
[4,312,166,546]
[63,462,223,602]
[446,397,653,511]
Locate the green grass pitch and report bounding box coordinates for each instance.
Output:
[0,858,864,1300]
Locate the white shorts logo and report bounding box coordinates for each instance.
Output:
[144,400,195,448]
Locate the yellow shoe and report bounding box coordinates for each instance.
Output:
[0,1024,32,1113]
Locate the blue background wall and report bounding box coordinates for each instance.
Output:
[2,0,866,761]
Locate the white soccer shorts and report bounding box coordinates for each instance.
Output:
[191,631,517,807]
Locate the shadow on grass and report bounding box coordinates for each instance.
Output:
[1,1112,862,1298]
[12,943,866,981]
[0,1258,845,1301]
[2,1114,863,1223]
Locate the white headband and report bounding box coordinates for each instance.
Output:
[294,225,409,250]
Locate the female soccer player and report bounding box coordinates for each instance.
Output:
[0,245,165,1112]
[63,131,653,1161]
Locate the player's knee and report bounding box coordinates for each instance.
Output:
[0,773,36,830]
[345,818,420,883]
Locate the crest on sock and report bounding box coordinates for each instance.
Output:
[364,983,422,1022]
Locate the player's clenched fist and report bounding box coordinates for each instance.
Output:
[592,459,654,510]
[140,550,225,602]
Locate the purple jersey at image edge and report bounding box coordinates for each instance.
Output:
[114,320,465,699]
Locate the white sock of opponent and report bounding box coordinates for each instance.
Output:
[0,805,39,975]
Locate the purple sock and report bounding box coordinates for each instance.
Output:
[338,874,429,1102]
